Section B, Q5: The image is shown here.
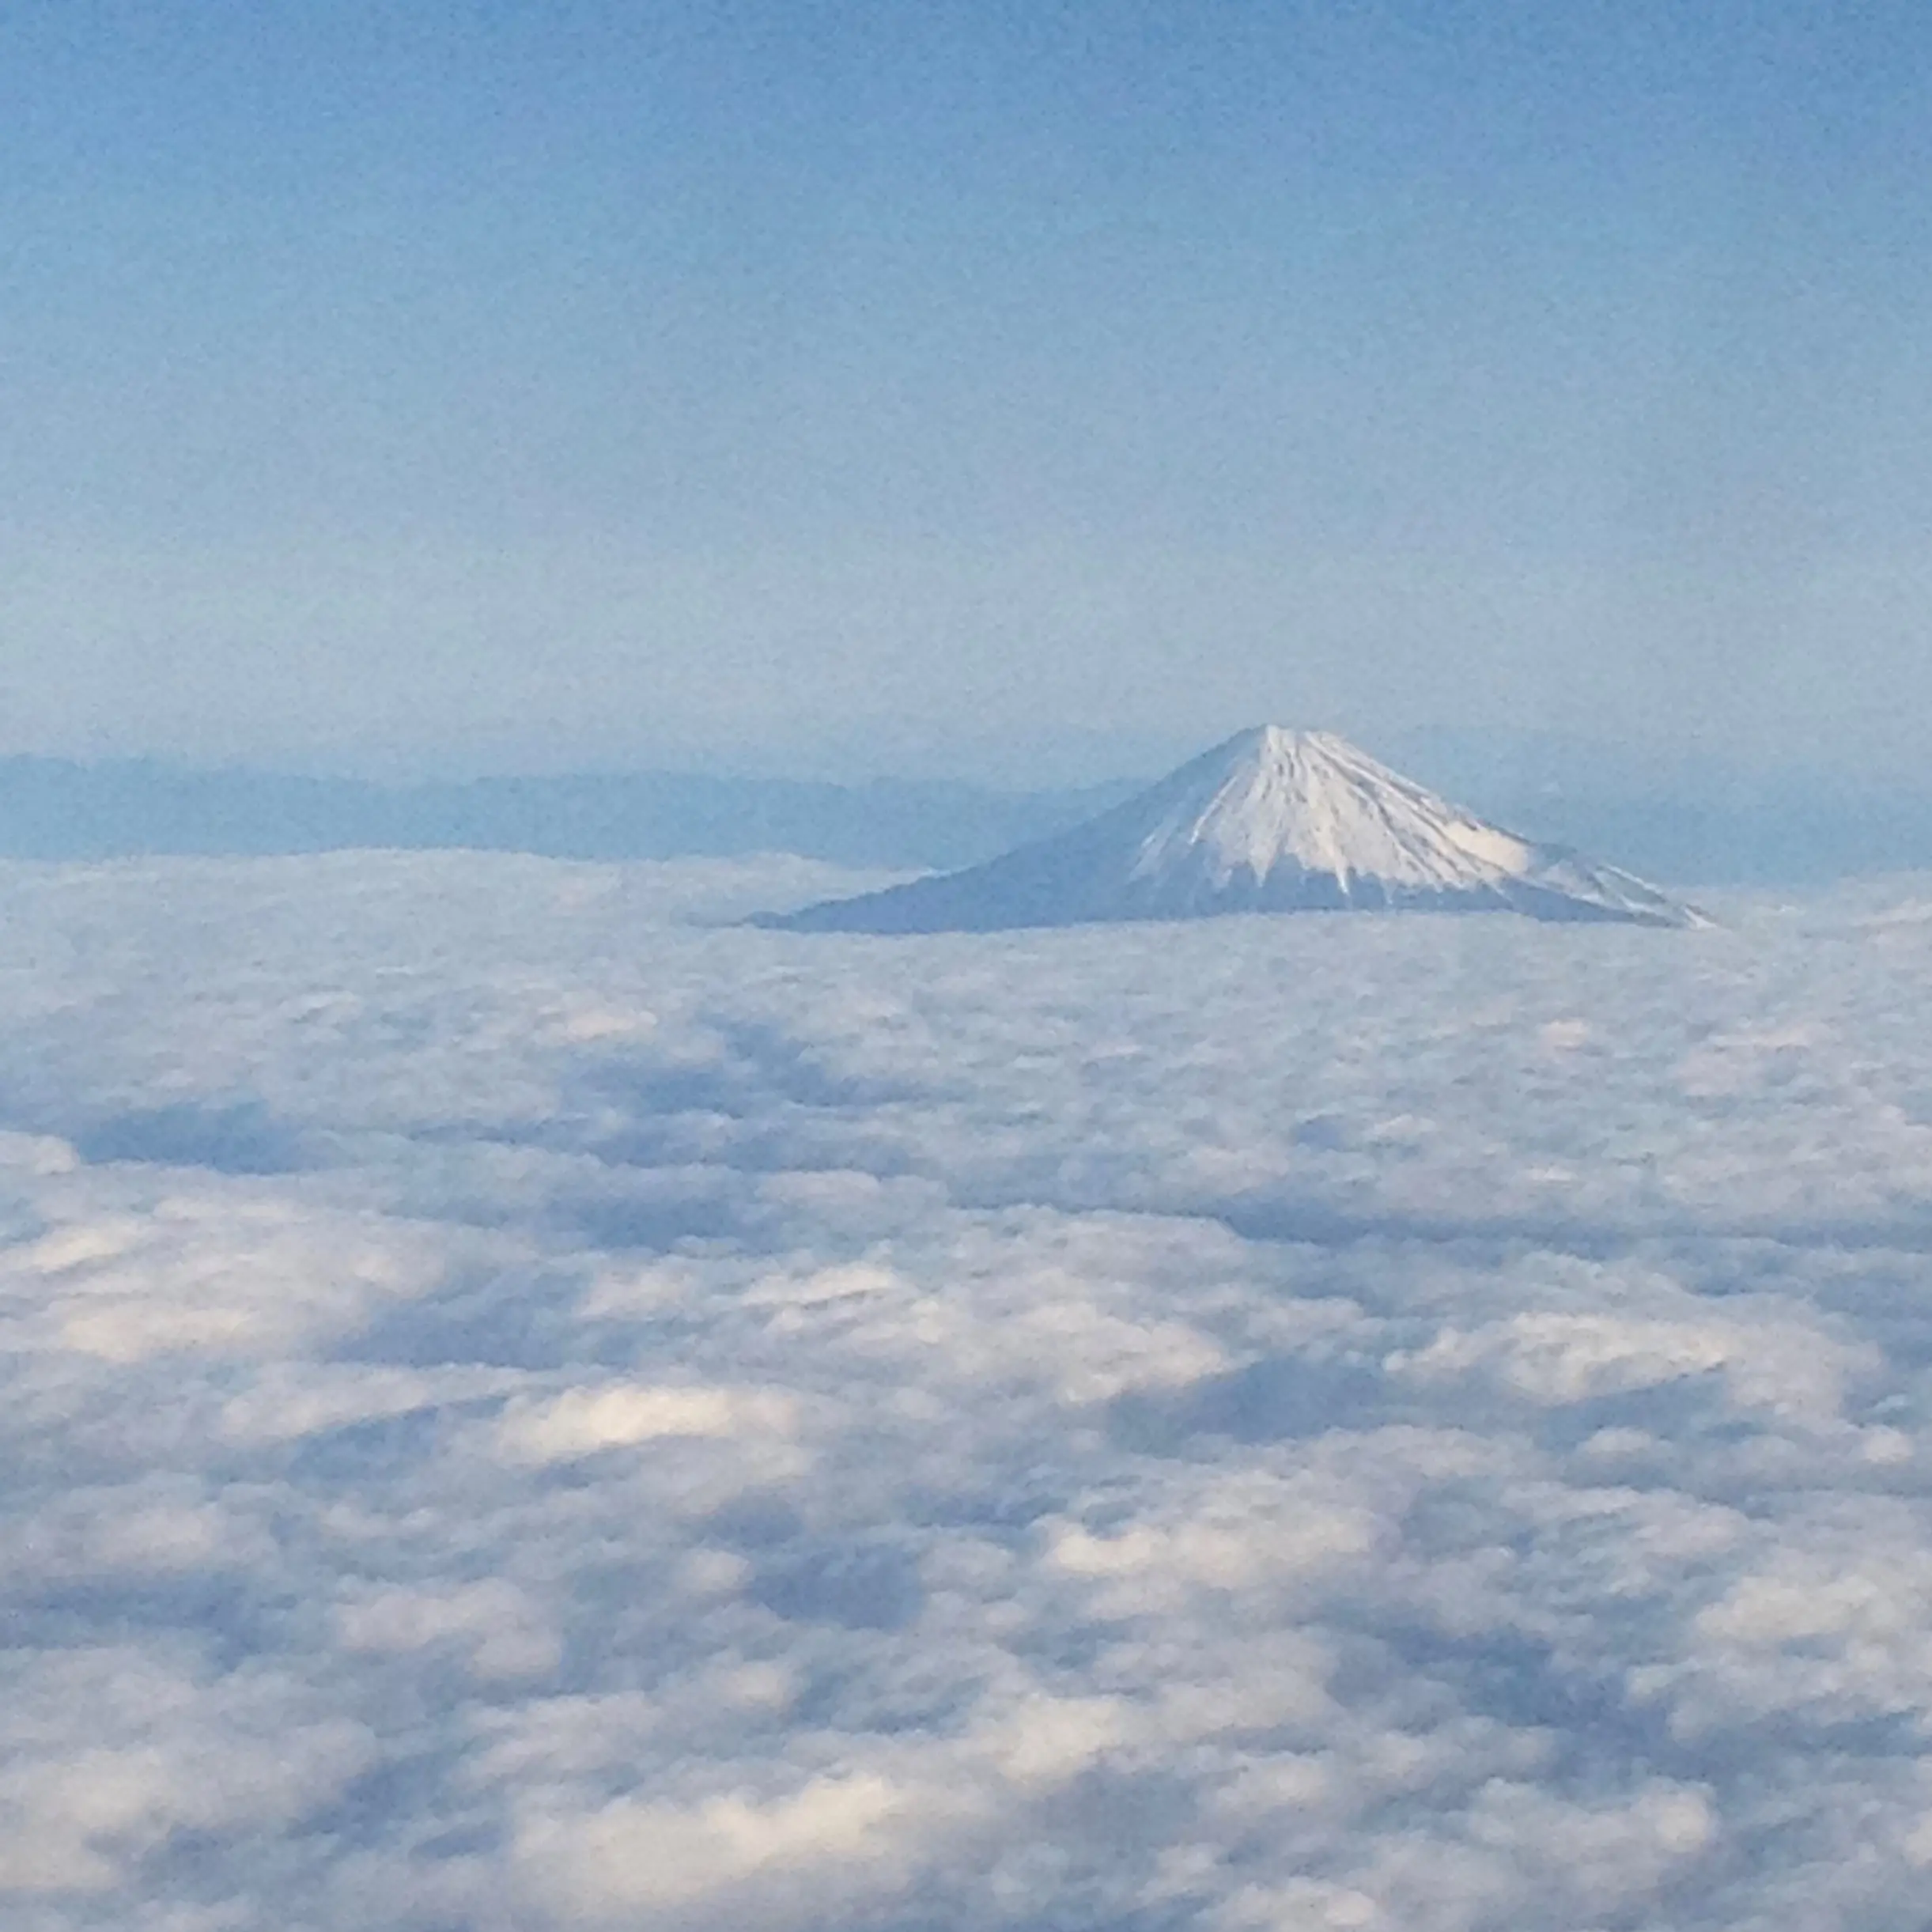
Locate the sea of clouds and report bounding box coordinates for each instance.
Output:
[3,850,1932,1930]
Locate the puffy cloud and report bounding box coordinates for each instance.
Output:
[493,1382,801,1465]
[336,1578,562,1682]
[512,1769,932,1924]
[0,1189,447,1363]
[0,1649,372,1896]
[1,855,1931,1925]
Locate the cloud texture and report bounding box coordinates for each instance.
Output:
[2,852,1931,1927]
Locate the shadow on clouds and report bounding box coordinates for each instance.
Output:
[1109,1355,1387,1453]
[74,1100,308,1174]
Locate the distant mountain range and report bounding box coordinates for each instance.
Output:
[1389,730,1932,887]
[0,741,1930,883]
[0,758,1136,871]
[765,728,1706,932]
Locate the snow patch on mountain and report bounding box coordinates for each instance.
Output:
[1130,728,1541,891]
[766,727,1707,932]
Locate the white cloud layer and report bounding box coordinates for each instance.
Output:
[1,853,1931,1926]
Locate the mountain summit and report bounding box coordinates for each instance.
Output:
[762,727,1707,933]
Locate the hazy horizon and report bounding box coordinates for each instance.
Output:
[7,720,1932,888]
[8,713,1930,802]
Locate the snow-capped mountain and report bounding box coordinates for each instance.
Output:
[761,728,1708,933]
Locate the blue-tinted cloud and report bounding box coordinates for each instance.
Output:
[1,854,1931,1924]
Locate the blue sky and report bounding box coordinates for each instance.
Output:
[4,0,1930,778]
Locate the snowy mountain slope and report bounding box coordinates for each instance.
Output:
[762,727,1708,932]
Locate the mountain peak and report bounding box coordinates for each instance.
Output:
[763,727,1708,934]
[1130,726,1543,898]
